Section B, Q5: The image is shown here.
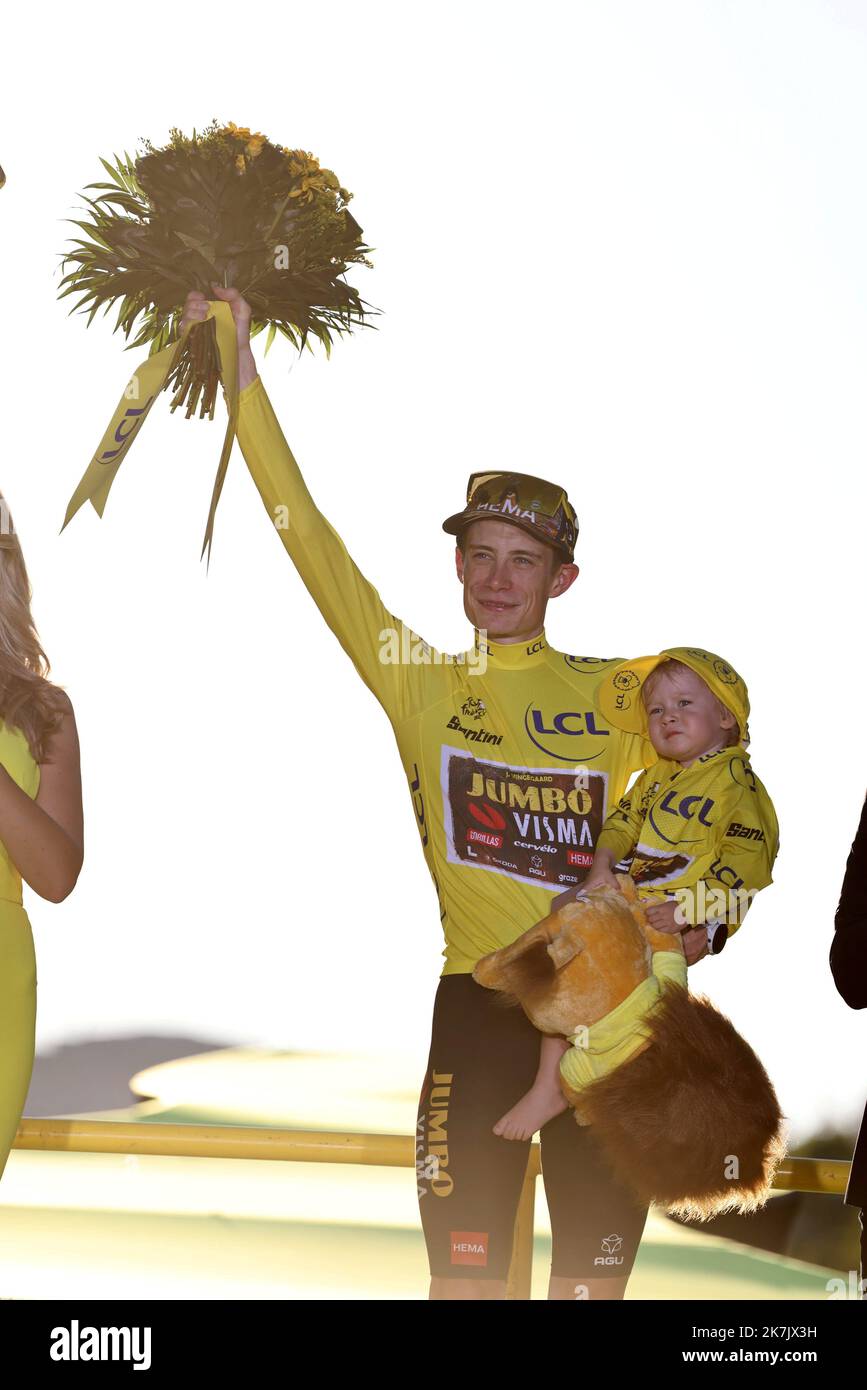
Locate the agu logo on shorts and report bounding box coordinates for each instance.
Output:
[594,1233,624,1267]
[450,1231,489,1266]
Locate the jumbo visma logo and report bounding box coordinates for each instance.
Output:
[648,792,717,846]
[524,704,611,762]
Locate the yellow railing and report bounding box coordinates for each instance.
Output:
[12,1119,851,1300]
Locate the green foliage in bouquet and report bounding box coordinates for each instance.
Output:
[58,121,375,419]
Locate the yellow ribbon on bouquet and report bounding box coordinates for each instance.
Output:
[60,300,239,567]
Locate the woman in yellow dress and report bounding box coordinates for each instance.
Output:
[0,494,83,1183]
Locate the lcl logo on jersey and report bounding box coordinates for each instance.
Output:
[709,856,745,891]
[563,655,615,673]
[648,792,716,846]
[524,705,611,762]
[658,793,715,826]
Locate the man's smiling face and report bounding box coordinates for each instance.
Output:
[455,517,578,644]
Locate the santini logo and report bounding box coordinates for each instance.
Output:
[50,1320,151,1370]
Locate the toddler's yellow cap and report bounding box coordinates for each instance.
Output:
[597,647,750,745]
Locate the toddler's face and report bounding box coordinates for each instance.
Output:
[643,667,734,766]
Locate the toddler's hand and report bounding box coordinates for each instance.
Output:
[643,900,684,933]
[642,904,709,964]
[583,866,621,895]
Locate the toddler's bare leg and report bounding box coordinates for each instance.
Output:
[493,1034,570,1140]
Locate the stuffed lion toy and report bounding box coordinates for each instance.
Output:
[472,875,786,1221]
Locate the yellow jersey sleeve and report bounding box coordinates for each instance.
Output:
[692,780,779,934]
[234,376,442,724]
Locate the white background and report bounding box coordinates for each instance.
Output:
[1,0,865,1143]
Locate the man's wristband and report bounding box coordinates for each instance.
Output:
[705,920,728,955]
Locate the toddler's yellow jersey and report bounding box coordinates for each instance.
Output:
[235,377,651,974]
[597,746,779,933]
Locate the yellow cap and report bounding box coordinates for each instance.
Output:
[597,647,750,746]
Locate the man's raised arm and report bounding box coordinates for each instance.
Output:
[182,288,432,721]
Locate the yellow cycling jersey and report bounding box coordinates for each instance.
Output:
[234,376,653,974]
[596,745,779,933]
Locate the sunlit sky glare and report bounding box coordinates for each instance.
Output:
[2,0,867,1143]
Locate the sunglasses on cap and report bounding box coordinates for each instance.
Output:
[443,470,578,560]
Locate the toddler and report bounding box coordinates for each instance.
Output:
[493,646,779,1140]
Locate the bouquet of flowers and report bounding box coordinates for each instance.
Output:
[59,121,374,560]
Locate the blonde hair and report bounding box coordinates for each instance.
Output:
[0,494,69,764]
[643,658,740,747]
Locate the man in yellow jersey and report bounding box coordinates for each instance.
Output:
[181,286,710,1301]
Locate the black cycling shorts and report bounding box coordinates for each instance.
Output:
[416,973,649,1282]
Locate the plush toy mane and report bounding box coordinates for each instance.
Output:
[577,982,786,1220]
[473,877,787,1219]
